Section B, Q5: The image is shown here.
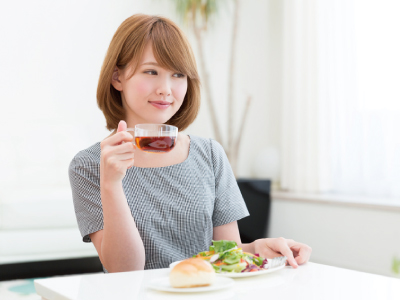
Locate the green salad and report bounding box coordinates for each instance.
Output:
[192,240,269,273]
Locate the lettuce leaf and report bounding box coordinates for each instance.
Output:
[212,264,221,272]
[223,252,242,265]
[212,240,237,253]
[218,262,247,272]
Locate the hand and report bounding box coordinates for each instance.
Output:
[252,238,312,268]
[100,120,135,184]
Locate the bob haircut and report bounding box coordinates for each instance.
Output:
[97,14,201,132]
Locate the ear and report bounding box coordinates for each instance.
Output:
[111,67,123,91]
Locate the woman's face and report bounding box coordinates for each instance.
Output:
[112,42,188,126]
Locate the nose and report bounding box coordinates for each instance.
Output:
[156,77,171,97]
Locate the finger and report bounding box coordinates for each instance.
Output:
[104,131,134,147]
[276,238,298,268]
[292,244,312,265]
[117,120,129,146]
[114,141,135,154]
[295,256,304,265]
[114,152,135,161]
[259,248,282,259]
[117,120,127,133]
[287,240,303,260]
[113,157,134,168]
[126,158,135,169]
[295,250,310,265]
[262,239,288,259]
[292,249,299,257]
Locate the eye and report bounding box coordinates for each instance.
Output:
[144,70,157,75]
[173,73,186,78]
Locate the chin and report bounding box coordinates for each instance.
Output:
[144,112,176,124]
[144,116,173,125]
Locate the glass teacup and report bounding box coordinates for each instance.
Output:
[126,124,178,153]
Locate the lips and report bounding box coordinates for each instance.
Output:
[149,100,171,110]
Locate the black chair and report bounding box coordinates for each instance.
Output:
[0,257,103,281]
[237,179,271,243]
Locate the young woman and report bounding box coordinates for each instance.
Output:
[69,14,312,273]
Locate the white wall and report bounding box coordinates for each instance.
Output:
[185,0,283,179]
[1,0,139,192]
[0,0,280,194]
[269,197,400,278]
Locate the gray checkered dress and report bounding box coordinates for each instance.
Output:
[69,135,249,271]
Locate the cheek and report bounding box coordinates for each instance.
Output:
[130,78,152,96]
[173,81,188,102]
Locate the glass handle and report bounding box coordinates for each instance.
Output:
[125,128,136,144]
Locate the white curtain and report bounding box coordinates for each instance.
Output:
[280,0,400,198]
[281,0,356,193]
[334,0,400,198]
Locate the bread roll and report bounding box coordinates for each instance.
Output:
[169,258,216,288]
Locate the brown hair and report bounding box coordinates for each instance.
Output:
[97,14,201,131]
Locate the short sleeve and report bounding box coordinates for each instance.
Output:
[69,154,103,242]
[210,139,250,227]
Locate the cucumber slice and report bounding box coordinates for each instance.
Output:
[218,262,247,273]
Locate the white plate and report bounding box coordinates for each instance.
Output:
[146,276,234,293]
[169,261,286,278]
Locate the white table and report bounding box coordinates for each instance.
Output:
[34,262,400,300]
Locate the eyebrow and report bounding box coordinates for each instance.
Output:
[141,62,159,66]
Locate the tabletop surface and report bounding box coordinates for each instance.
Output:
[34,262,400,300]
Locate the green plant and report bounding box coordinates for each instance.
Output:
[392,256,400,275]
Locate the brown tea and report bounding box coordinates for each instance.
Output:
[135,136,176,153]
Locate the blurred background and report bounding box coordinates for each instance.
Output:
[1,0,399,292]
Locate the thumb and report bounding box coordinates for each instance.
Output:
[117,120,127,133]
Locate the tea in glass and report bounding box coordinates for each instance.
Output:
[126,124,178,153]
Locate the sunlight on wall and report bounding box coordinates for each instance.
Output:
[355,0,400,111]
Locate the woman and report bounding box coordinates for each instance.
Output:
[69,14,312,273]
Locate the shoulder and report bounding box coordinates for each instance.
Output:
[187,134,224,153]
[187,135,227,165]
[177,132,191,150]
[69,142,101,172]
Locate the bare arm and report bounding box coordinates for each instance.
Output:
[90,182,145,272]
[212,221,254,253]
[90,121,145,272]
